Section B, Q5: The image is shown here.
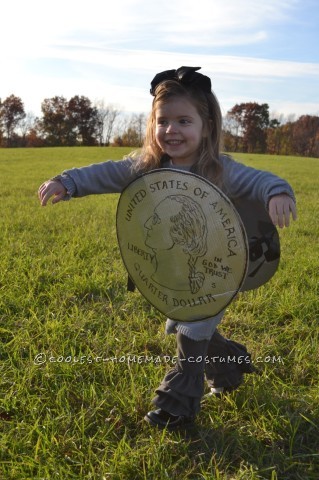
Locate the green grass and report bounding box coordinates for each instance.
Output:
[0,147,318,480]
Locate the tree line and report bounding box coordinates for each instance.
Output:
[0,94,146,149]
[0,94,318,157]
[224,102,319,157]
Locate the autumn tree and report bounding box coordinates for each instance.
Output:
[291,115,319,157]
[40,96,73,146]
[227,102,270,153]
[67,95,99,146]
[0,95,26,146]
[265,114,319,157]
[113,127,140,147]
[266,118,282,155]
[40,95,99,146]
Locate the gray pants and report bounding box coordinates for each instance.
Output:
[153,329,255,417]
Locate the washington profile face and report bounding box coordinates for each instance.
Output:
[116,169,248,322]
[144,199,175,251]
[144,195,208,294]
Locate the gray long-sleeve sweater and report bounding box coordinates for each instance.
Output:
[56,154,295,340]
[58,154,295,205]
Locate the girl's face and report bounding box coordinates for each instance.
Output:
[155,96,204,166]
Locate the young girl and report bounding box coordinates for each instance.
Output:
[38,66,297,429]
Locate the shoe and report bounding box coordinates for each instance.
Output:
[144,409,195,430]
[205,385,239,398]
[207,386,225,396]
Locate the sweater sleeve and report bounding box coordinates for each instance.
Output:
[57,157,139,197]
[220,155,296,207]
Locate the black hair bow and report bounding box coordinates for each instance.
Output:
[150,66,211,96]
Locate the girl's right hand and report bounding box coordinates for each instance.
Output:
[38,180,67,206]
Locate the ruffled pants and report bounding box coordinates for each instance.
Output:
[152,329,255,417]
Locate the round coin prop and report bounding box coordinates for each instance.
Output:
[116,169,249,322]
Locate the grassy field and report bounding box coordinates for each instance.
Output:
[0,147,318,480]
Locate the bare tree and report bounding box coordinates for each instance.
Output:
[95,101,120,145]
[131,113,147,146]
[223,112,242,151]
[19,112,36,139]
[112,112,147,147]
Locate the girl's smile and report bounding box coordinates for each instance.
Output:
[155,97,204,166]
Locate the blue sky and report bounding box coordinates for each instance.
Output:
[2,0,319,119]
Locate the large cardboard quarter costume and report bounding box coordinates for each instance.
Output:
[116,169,251,321]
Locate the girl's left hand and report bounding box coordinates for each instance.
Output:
[268,194,297,228]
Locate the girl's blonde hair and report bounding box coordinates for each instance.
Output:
[132,79,223,186]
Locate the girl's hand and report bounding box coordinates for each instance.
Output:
[268,194,297,228]
[38,180,67,206]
